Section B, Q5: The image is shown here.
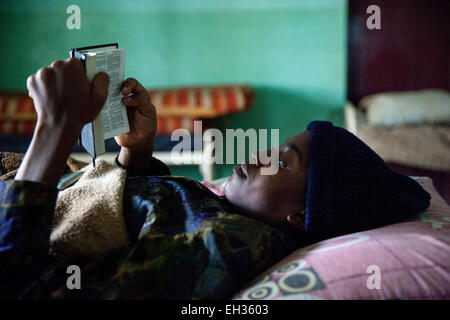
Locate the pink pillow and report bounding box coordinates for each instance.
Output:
[233,177,450,300]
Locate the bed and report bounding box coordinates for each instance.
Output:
[232,177,450,300]
[1,0,448,300]
[191,175,450,300]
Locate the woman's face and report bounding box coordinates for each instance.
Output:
[224,130,311,233]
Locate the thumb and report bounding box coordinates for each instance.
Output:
[90,71,110,110]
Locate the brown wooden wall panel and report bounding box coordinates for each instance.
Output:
[348,0,450,105]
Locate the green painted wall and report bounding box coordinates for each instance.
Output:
[0,0,347,180]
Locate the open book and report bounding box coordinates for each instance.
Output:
[69,43,130,162]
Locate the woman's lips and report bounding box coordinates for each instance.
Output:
[241,163,249,177]
[233,165,247,178]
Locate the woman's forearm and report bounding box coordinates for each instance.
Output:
[15,123,81,187]
[17,57,109,187]
[117,145,154,177]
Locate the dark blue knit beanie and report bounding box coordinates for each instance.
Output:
[305,121,431,242]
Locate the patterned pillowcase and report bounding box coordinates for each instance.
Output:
[233,177,450,300]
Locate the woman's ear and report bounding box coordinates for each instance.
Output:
[286,213,305,232]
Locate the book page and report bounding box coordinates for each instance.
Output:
[94,48,130,139]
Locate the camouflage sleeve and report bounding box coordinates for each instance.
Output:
[0,180,58,299]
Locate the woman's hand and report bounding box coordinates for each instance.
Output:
[29,58,109,133]
[115,78,158,176]
[15,58,110,186]
[114,78,157,154]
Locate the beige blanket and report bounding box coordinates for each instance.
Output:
[0,153,130,258]
[0,152,87,182]
[51,159,130,258]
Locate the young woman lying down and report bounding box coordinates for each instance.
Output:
[0,59,430,299]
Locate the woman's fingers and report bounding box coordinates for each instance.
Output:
[121,93,148,107]
[121,77,146,95]
[26,75,36,98]
[50,60,64,69]
[90,72,110,116]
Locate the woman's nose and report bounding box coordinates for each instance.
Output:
[251,151,260,167]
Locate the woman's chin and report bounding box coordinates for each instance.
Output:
[224,173,242,195]
[223,176,233,199]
